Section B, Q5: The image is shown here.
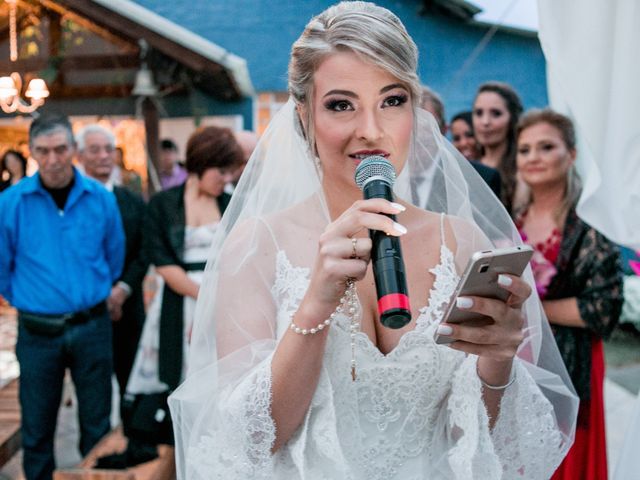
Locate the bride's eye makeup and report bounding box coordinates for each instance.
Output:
[324,98,353,112]
[382,93,408,108]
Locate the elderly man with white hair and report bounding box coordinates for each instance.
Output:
[76,124,148,404]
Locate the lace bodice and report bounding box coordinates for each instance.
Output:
[187,243,565,480]
[271,244,495,478]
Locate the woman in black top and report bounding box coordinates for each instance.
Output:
[106,126,244,467]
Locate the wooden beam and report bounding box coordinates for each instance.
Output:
[47,10,64,88]
[53,429,175,479]
[49,10,61,57]
[38,0,136,53]
[141,97,161,196]
[57,0,226,78]
[0,54,140,73]
[0,8,34,43]
[48,84,133,98]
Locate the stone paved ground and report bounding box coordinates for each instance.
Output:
[1,307,639,479]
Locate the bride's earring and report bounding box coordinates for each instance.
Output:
[313,154,323,179]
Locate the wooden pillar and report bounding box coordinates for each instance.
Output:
[47,11,63,88]
[142,97,161,196]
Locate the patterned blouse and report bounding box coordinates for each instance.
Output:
[527,206,624,400]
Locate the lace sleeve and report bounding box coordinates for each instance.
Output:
[440,355,566,479]
[170,217,281,479]
[444,355,503,479]
[490,359,566,479]
[185,358,276,479]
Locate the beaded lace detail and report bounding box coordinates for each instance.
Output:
[188,361,275,479]
[272,250,311,330]
[491,363,565,478]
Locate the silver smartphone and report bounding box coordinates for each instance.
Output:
[434,245,534,345]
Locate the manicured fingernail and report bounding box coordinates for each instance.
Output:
[498,274,513,287]
[456,297,473,309]
[437,324,453,336]
[393,222,407,235]
[390,202,406,212]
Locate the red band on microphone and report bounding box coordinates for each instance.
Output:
[378,293,410,313]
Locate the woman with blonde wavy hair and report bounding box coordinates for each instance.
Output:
[169,3,578,479]
[515,108,623,480]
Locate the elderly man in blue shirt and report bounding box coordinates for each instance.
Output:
[0,113,125,480]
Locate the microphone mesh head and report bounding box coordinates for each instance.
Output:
[354,155,396,190]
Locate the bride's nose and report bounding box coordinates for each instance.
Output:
[355,109,384,142]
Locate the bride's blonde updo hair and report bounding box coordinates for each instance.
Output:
[289,1,421,151]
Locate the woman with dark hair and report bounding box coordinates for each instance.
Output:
[0,149,28,192]
[451,111,501,198]
[101,126,243,468]
[129,125,242,393]
[472,82,523,212]
[515,108,623,480]
[450,111,480,161]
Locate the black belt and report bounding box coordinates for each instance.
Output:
[183,262,206,272]
[18,301,108,336]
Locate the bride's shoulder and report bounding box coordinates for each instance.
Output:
[404,204,473,230]
[223,196,323,255]
[262,195,325,233]
[403,205,484,255]
[403,204,443,237]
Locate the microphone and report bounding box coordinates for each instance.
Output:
[354,156,411,329]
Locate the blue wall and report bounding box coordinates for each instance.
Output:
[133,0,548,124]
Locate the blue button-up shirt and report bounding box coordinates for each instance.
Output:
[0,168,125,315]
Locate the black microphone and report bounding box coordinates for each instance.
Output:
[354,156,411,329]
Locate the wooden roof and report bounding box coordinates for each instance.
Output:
[0,0,253,103]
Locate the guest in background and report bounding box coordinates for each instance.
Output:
[473,81,523,212]
[515,108,623,480]
[76,125,148,404]
[0,114,124,480]
[112,147,143,196]
[158,138,187,190]
[450,111,481,161]
[227,130,259,193]
[419,86,501,198]
[0,149,28,192]
[117,126,242,467]
[450,110,501,198]
[420,85,447,135]
[0,149,29,318]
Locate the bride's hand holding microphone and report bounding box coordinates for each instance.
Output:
[299,198,407,323]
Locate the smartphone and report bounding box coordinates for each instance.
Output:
[434,244,534,345]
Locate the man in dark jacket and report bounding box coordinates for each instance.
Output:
[77,124,148,400]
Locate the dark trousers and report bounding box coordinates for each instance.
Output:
[112,301,144,400]
[16,312,113,480]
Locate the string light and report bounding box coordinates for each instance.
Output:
[0,0,50,114]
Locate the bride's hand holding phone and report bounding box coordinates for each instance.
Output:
[434,246,534,387]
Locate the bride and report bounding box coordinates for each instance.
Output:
[170,2,578,478]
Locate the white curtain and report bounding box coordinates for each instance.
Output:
[537,0,640,250]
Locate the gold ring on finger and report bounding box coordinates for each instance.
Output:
[350,237,358,259]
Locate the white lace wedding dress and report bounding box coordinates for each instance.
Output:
[186,217,565,480]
